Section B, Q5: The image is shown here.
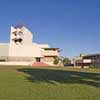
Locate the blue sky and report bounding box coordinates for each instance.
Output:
[0,0,100,57]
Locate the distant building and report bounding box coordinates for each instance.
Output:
[73,53,100,67]
[0,25,60,66]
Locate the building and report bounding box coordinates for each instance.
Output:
[83,54,100,66]
[73,53,100,67]
[0,25,60,66]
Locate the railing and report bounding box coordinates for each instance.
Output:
[42,50,59,56]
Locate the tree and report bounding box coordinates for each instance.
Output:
[53,57,71,66]
[53,57,60,65]
[63,58,71,65]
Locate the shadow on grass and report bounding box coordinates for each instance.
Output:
[18,68,100,87]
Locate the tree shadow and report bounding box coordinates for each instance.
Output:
[18,68,100,87]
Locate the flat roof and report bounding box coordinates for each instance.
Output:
[0,43,9,45]
[42,48,60,50]
[83,53,100,57]
[44,55,57,57]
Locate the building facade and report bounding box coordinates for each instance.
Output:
[0,25,60,66]
[73,54,100,67]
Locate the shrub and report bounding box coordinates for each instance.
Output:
[53,57,59,65]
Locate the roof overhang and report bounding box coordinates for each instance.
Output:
[42,48,60,51]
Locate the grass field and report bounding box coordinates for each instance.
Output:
[0,66,100,100]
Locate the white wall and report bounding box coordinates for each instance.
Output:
[21,26,33,45]
[9,44,43,57]
[0,62,31,66]
[0,43,9,57]
[38,44,49,48]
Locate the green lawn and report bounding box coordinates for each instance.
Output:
[0,66,100,100]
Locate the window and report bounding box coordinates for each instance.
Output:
[36,58,41,62]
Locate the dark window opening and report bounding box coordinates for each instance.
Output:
[36,58,41,62]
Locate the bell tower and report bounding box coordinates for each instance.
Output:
[10,25,33,46]
[9,25,33,56]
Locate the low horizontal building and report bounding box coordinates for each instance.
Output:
[0,25,60,66]
[74,54,100,67]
